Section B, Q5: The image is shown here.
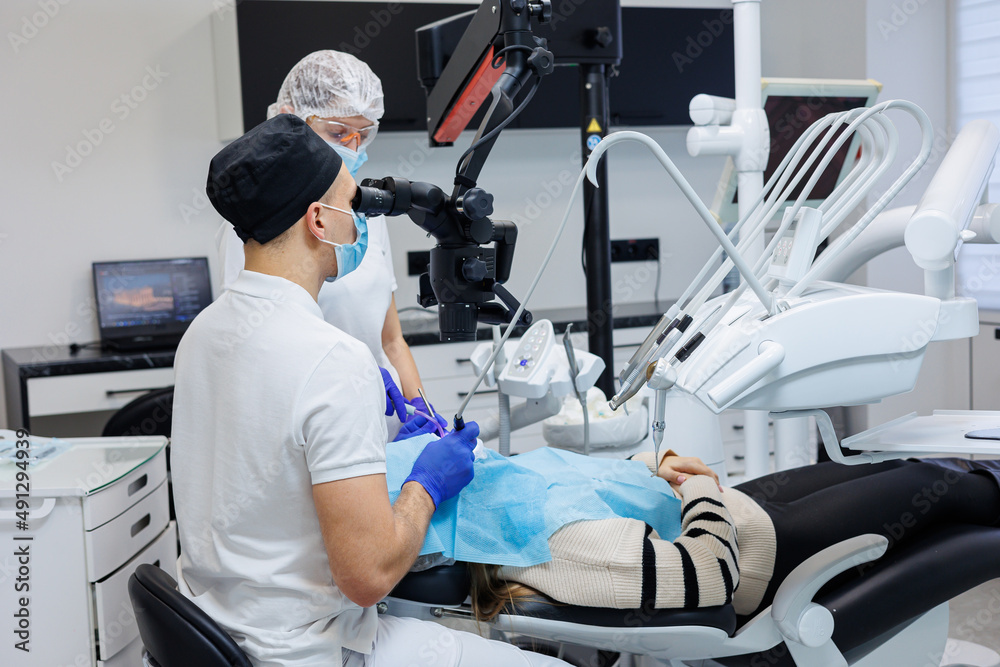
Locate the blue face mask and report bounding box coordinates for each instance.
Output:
[327,141,369,178]
[315,203,368,282]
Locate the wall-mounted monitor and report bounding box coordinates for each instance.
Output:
[711,77,883,225]
[211,1,737,139]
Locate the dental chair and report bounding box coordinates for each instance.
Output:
[382,100,1000,664]
[385,524,1000,666]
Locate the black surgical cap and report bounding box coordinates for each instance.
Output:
[206,114,344,244]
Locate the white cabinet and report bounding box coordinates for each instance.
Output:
[972,318,1000,411]
[0,435,176,666]
[27,368,175,418]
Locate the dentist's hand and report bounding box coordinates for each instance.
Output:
[403,421,480,507]
[380,368,407,421]
[393,412,449,441]
[407,396,437,420]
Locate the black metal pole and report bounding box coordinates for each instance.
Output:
[580,63,614,399]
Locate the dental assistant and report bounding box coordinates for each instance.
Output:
[218,50,433,435]
[174,114,567,666]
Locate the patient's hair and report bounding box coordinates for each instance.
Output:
[468,563,540,621]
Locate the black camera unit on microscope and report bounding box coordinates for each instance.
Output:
[350,0,558,342]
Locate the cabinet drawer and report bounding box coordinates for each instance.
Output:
[83,445,168,530]
[86,480,170,581]
[27,367,174,417]
[418,377,499,413]
[94,521,178,661]
[409,341,481,380]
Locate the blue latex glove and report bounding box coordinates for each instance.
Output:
[393,411,448,441]
[380,368,407,421]
[403,421,480,507]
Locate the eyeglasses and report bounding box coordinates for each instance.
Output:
[308,117,379,150]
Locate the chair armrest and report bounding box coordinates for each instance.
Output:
[772,533,888,647]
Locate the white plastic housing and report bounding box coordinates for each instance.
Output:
[470,320,605,400]
[689,94,736,126]
[669,284,978,413]
[966,203,1000,244]
[905,120,1000,272]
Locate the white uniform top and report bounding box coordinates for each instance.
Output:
[218,215,398,370]
[219,215,402,437]
[171,270,388,666]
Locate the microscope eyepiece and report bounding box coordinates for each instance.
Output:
[352,185,396,217]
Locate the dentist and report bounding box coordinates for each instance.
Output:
[175,114,566,666]
[218,50,438,439]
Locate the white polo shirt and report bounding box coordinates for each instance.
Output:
[219,216,402,440]
[171,270,388,666]
[218,215,398,369]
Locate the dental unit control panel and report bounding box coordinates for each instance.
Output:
[471,320,605,401]
[502,320,554,383]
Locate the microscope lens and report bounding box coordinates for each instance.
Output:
[353,186,395,216]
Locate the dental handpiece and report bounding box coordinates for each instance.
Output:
[417,387,437,421]
[651,387,667,477]
[610,316,691,411]
[617,312,675,386]
[562,324,590,456]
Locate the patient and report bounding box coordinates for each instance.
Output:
[388,440,1000,622]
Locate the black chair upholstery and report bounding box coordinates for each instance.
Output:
[128,563,251,667]
[507,595,738,633]
[390,562,738,634]
[102,386,174,438]
[103,386,176,520]
[389,563,472,606]
[395,524,1000,660]
[718,524,1000,666]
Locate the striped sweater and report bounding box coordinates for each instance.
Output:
[499,461,775,614]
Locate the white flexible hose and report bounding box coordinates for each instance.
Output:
[456,100,933,424]
[786,100,933,298]
[820,113,899,237]
[676,113,848,318]
[456,168,591,421]
[585,132,776,312]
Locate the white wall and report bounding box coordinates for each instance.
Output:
[0,0,223,428]
[0,0,876,431]
[862,0,973,428]
[761,0,867,78]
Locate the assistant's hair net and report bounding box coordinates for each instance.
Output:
[266,50,385,124]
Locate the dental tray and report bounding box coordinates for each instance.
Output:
[843,410,1000,456]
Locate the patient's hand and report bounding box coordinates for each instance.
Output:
[656,455,722,492]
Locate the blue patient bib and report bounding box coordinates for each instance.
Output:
[386,437,682,567]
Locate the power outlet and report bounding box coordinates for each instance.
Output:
[610,238,659,263]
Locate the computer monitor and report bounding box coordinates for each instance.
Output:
[711,78,883,224]
[92,257,213,351]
